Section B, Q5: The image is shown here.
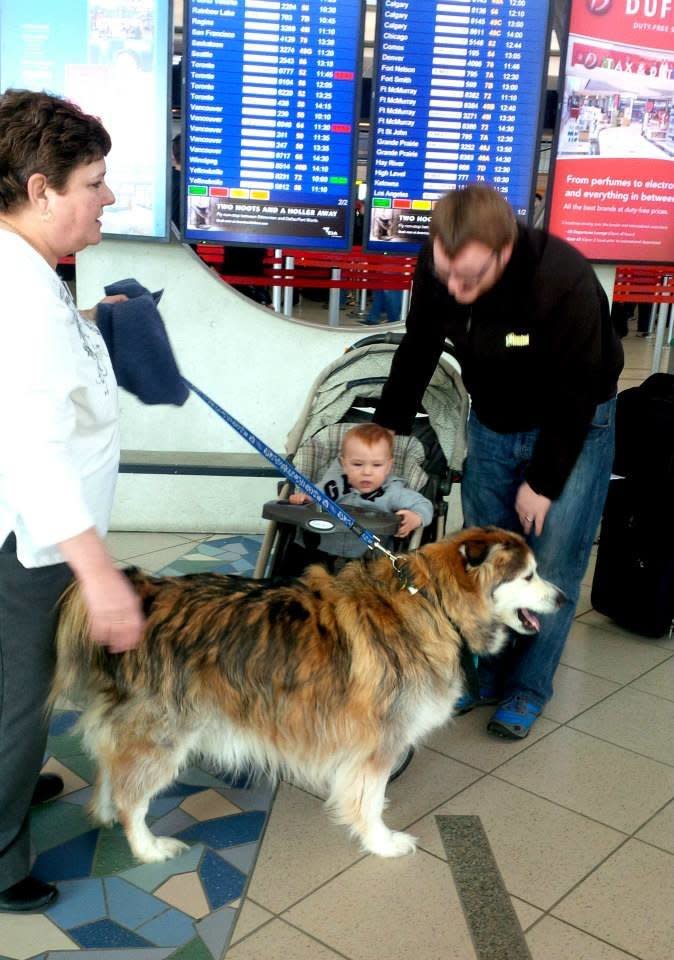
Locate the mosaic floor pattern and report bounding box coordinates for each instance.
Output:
[0,537,273,960]
[157,536,263,579]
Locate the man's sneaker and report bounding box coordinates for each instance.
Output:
[453,687,500,716]
[487,695,541,740]
[388,746,415,783]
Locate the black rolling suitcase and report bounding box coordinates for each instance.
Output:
[591,479,674,638]
[591,374,674,638]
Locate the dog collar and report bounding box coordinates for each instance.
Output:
[397,566,479,696]
[459,642,480,700]
[442,611,479,699]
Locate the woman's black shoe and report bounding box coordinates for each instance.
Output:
[0,876,58,912]
[30,773,64,806]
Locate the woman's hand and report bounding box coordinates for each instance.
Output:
[58,527,144,653]
[515,482,551,537]
[395,509,422,538]
[79,567,145,653]
[80,293,128,325]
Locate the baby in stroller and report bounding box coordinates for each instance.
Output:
[285,423,433,573]
[255,333,469,585]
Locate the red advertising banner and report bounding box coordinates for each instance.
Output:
[547,0,674,262]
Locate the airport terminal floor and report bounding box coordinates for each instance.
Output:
[1,321,672,960]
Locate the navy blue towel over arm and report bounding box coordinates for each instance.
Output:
[97,278,189,406]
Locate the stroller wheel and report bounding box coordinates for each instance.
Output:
[388,746,415,783]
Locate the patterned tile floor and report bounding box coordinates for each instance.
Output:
[0,537,271,960]
[4,328,673,960]
[157,537,263,579]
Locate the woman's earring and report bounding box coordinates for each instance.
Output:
[41,209,53,222]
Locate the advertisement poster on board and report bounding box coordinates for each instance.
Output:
[0,0,170,240]
[547,0,674,262]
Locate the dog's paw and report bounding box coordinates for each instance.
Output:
[88,803,117,827]
[137,836,190,863]
[364,828,417,858]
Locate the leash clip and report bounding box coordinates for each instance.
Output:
[370,541,418,595]
[394,557,419,595]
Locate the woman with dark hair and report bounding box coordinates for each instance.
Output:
[0,89,144,912]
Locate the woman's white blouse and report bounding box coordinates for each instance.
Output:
[0,231,120,567]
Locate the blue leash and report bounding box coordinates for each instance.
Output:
[184,379,409,577]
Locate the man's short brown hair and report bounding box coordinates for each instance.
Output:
[341,423,394,457]
[0,89,111,213]
[430,183,518,257]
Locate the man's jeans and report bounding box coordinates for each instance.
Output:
[461,398,616,707]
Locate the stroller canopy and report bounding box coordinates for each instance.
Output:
[286,339,469,475]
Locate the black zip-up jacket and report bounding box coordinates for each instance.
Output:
[374,225,624,500]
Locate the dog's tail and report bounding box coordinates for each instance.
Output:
[49,580,98,712]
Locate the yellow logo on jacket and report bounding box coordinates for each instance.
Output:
[505,333,530,348]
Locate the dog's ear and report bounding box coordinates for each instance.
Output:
[459,537,490,568]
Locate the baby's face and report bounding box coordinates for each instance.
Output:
[340,437,393,494]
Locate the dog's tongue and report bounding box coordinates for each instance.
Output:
[519,608,540,632]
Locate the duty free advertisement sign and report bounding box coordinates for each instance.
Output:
[547,0,674,263]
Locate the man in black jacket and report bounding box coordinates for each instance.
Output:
[375,184,623,738]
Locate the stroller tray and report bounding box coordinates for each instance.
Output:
[262,500,400,537]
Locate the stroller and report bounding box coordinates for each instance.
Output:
[253,333,469,779]
[254,332,469,579]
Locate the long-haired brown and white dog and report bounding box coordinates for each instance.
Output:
[51,526,563,862]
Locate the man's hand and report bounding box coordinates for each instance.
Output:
[395,509,422,538]
[515,482,551,537]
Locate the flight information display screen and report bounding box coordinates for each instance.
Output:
[365,0,551,253]
[184,0,364,250]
